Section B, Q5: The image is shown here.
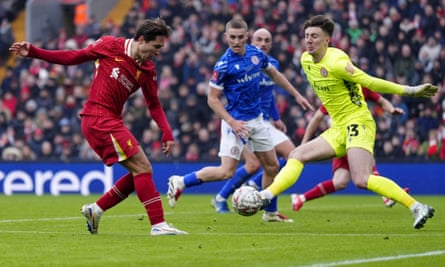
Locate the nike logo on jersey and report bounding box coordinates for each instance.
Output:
[114,57,124,62]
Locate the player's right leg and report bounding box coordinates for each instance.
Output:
[260,136,336,204]
[213,149,260,213]
[81,173,135,234]
[81,203,103,234]
[168,156,240,208]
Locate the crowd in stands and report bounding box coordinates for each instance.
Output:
[1,0,445,162]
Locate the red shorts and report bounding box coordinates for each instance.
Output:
[81,115,139,166]
[332,156,379,175]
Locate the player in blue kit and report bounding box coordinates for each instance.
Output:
[211,28,295,222]
[166,18,313,213]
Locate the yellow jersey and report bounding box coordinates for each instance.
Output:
[301,47,404,127]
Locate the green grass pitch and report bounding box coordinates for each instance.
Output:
[0,194,444,267]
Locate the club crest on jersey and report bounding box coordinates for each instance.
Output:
[251,55,259,65]
[230,146,241,157]
[320,67,328,77]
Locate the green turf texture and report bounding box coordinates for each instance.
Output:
[0,194,443,267]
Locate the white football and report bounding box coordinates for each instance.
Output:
[232,185,262,216]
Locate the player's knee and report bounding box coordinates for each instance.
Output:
[218,167,236,180]
[262,162,279,176]
[353,179,368,189]
[288,151,305,163]
[244,160,261,174]
[335,180,348,190]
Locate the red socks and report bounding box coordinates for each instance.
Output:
[96,172,165,226]
[133,173,165,226]
[304,180,336,201]
[97,173,134,211]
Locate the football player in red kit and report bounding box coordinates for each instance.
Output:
[10,17,187,236]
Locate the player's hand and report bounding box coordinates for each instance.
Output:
[9,41,31,57]
[391,107,405,115]
[228,119,251,141]
[161,140,175,156]
[403,83,438,97]
[295,95,315,112]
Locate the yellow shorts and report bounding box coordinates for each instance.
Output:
[321,118,376,157]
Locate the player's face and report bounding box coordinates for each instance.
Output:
[304,26,330,61]
[252,31,272,53]
[225,27,248,55]
[136,36,165,62]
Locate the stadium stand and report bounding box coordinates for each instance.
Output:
[1,0,444,162]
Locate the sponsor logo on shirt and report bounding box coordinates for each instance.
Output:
[259,77,274,86]
[236,72,260,84]
[110,67,134,92]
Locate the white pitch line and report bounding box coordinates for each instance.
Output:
[0,214,146,223]
[296,250,445,267]
[0,228,444,238]
[1,214,444,237]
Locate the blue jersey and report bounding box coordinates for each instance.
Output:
[209,44,270,121]
[259,55,281,121]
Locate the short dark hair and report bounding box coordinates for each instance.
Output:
[303,15,335,37]
[134,17,172,41]
[225,18,248,31]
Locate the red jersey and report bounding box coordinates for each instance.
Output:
[28,36,173,141]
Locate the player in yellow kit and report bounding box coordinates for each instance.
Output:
[252,15,437,229]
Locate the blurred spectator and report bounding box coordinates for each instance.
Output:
[28,128,46,153]
[2,145,22,160]
[2,0,445,162]
[418,129,442,160]
[184,143,199,161]
[394,44,416,83]
[418,36,441,73]
[39,140,59,160]
[402,128,420,158]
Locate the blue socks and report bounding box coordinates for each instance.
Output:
[183,172,202,187]
[217,167,252,199]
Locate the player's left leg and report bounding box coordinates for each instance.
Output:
[348,148,434,229]
[121,148,187,235]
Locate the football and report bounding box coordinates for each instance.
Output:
[232,185,262,216]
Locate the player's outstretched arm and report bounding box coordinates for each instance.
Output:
[402,84,438,97]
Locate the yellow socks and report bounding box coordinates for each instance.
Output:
[267,159,304,196]
[367,175,415,208]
